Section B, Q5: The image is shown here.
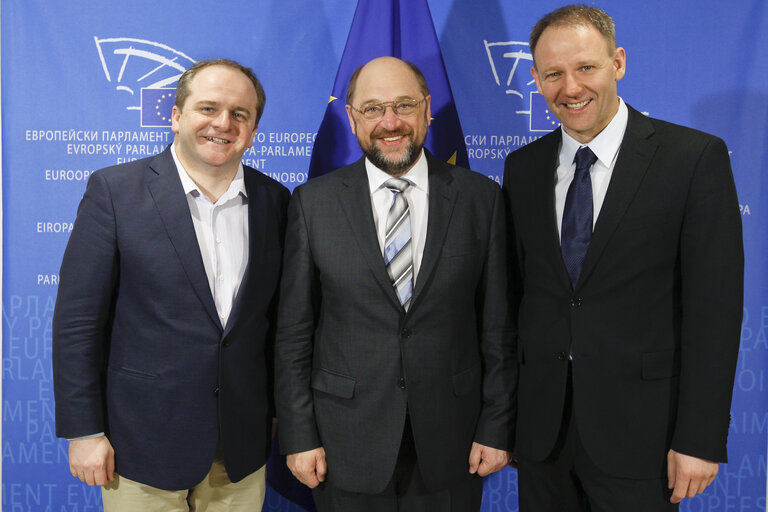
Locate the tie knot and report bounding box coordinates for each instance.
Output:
[574,146,597,172]
[384,177,411,194]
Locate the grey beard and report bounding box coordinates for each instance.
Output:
[363,140,422,176]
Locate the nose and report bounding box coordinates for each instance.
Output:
[378,105,401,130]
[563,73,583,97]
[212,110,232,130]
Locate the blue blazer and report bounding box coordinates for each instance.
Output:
[53,146,289,490]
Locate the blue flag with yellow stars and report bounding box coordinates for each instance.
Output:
[307,0,469,178]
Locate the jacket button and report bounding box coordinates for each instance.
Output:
[557,352,567,361]
[401,329,412,338]
[213,387,220,396]
[398,378,406,389]
[570,297,583,307]
[222,340,230,348]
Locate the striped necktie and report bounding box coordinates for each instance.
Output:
[383,178,413,309]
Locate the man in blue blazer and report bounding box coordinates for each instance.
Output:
[504,6,743,511]
[52,59,289,511]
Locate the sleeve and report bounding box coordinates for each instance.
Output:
[671,136,744,462]
[472,182,518,451]
[264,184,292,420]
[52,172,119,438]
[274,187,323,454]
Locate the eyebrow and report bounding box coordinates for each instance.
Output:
[194,100,253,116]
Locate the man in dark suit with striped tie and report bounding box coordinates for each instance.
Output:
[275,56,516,511]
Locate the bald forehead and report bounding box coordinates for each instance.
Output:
[351,57,422,104]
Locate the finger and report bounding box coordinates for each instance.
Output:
[666,454,676,489]
[316,454,327,482]
[671,476,689,504]
[84,469,96,487]
[468,444,482,474]
[303,470,320,488]
[476,459,487,477]
[94,468,108,486]
[106,453,115,482]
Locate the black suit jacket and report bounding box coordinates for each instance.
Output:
[503,105,743,479]
[53,146,290,490]
[275,151,516,494]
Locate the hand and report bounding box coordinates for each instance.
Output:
[667,449,718,503]
[287,447,327,488]
[468,442,509,477]
[69,436,115,486]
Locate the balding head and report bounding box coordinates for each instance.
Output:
[346,57,429,107]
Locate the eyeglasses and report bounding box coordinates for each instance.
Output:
[349,97,426,121]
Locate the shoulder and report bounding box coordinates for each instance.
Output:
[628,106,727,154]
[426,154,501,202]
[243,165,290,199]
[293,159,362,197]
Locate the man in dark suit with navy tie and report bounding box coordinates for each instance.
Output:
[53,59,289,511]
[503,5,743,511]
[275,56,516,511]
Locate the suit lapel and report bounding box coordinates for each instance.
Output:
[531,131,569,287]
[410,153,457,310]
[578,107,658,287]
[224,169,265,337]
[338,160,403,310]
[147,147,222,329]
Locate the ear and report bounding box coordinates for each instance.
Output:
[424,95,432,127]
[248,125,259,149]
[171,105,181,134]
[530,65,543,94]
[345,105,357,135]
[613,47,626,82]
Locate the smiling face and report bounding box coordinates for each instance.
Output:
[531,23,625,143]
[171,65,259,176]
[346,57,431,176]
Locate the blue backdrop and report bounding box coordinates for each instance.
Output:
[2,1,766,511]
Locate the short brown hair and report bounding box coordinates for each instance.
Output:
[174,59,266,126]
[346,59,430,105]
[530,5,616,65]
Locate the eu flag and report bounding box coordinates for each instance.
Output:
[141,88,175,128]
[307,0,469,178]
[529,91,560,132]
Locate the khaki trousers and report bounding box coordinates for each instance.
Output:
[101,462,266,512]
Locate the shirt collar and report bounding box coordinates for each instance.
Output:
[560,97,628,169]
[365,149,428,195]
[171,143,247,201]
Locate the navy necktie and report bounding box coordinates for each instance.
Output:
[561,146,597,288]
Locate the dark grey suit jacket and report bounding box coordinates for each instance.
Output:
[275,151,516,494]
[503,105,743,478]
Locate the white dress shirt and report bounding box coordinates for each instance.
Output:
[366,150,429,283]
[172,144,249,328]
[555,98,629,237]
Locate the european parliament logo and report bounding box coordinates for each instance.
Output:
[141,89,176,127]
[484,39,559,132]
[94,36,195,127]
[529,91,559,132]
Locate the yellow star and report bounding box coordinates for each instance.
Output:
[329,96,337,104]
[447,151,457,165]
